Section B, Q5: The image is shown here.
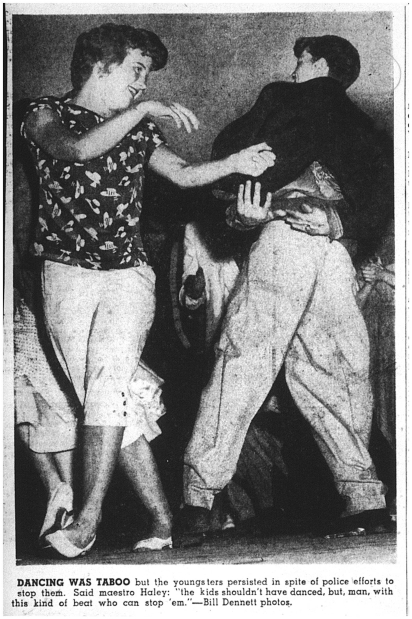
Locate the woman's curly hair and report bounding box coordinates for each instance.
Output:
[70,23,168,91]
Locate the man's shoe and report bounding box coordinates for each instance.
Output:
[320,508,392,539]
[173,506,211,548]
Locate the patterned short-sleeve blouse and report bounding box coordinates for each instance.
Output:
[22,95,166,270]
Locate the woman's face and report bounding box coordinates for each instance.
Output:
[98,48,153,116]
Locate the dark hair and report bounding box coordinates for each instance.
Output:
[294,35,360,89]
[70,23,168,91]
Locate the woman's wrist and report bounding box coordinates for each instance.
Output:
[127,102,150,125]
[225,153,240,175]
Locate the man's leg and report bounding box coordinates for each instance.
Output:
[285,240,386,522]
[183,221,330,510]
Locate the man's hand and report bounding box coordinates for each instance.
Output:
[236,181,275,227]
[184,267,206,300]
[231,143,276,177]
[138,101,200,133]
[284,203,330,236]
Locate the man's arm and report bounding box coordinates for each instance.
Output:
[148,143,275,188]
[23,101,199,162]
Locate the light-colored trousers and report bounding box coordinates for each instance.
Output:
[42,261,157,448]
[184,221,386,515]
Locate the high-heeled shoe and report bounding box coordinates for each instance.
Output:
[132,536,172,552]
[39,483,73,540]
[44,530,96,558]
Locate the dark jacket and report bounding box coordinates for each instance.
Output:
[212,77,393,247]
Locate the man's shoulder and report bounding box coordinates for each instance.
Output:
[262,78,346,99]
[258,81,297,100]
[256,78,345,107]
[251,82,302,115]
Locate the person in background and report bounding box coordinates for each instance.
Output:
[356,221,396,521]
[179,221,240,348]
[13,105,78,546]
[14,286,77,544]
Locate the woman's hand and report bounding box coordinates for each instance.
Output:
[138,101,200,133]
[230,143,276,177]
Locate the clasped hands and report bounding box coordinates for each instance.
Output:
[236,180,330,236]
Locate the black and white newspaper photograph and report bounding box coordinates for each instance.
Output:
[3,2,409,617]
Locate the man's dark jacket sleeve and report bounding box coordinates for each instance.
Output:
[212,77,393,246]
